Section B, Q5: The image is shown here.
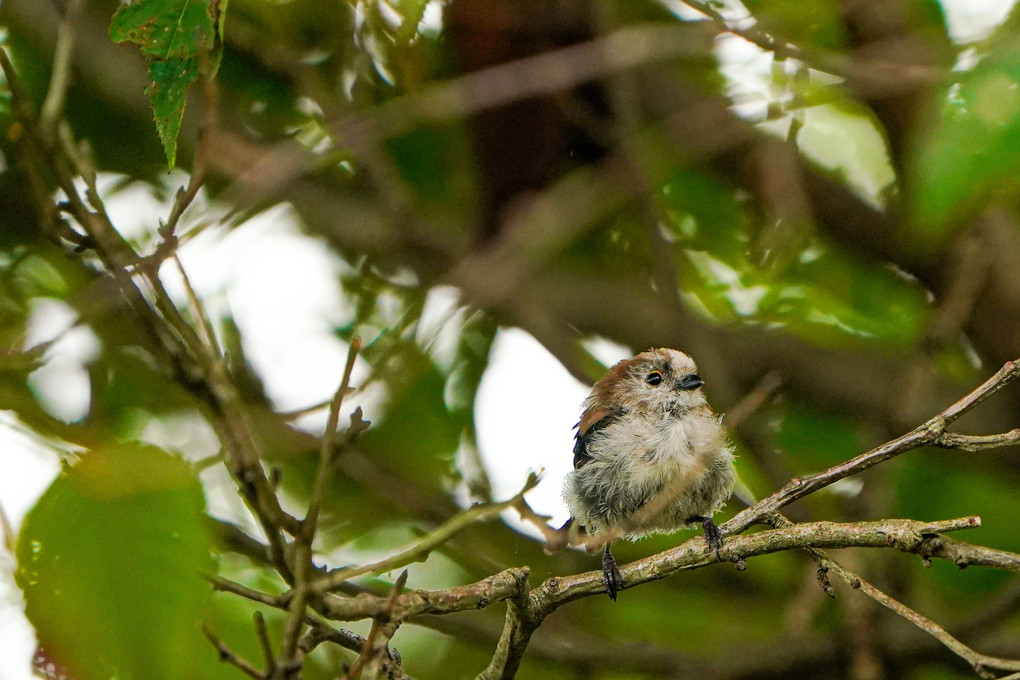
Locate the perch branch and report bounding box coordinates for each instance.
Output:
[215,519,1019,636]
[476,517,1020,679]
[934,430,1020,452]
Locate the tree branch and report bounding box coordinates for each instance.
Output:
[825,562,1020,677]
[934,430,1020,452]
[725,358,1020,535]
[214,515,1018,678]
[476,516,1018,679]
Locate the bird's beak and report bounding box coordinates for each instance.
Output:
[677,374,704,391]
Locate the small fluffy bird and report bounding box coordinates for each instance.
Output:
[563,348,736,600]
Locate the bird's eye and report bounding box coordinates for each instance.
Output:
[645,371,663,386]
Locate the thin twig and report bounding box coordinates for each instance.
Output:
[38,0,84,141]
[276,338,366,669]
[278,399,334,421]
[253,611,276,678]
[172,253,220,353]
[279,583,310,669]
[299,619,364,656]
[825,562,1020,677]
[305,337,363,541]
[342,570,408,680]
[725,358,1020,535]
[209,575,286,608]
[204,627,265,680]
[935,430,1020,452]
[312,473,540,594]
[723,370,783,429]
[208,519,273,565]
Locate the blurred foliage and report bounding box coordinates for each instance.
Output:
[1,0,1020,679]
[743,0,848,51]
[910,33,1020,247]
[16,444,215,680]
[661,167,930,348]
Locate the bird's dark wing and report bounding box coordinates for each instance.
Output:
[573,413,618,469]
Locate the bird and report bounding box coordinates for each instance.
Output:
[562,348,736,600]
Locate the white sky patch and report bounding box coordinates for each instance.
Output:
[416,286,464,373]
[0,416,63,528]
[581,336,632,368]
[714,33,775,122]
[24,300,101,424]
[420,0,444,37]
[215,209,362,415]
[827,477,865,498]
[940,0,1017,43]
[104,173,189,244]
[475,329,592,531]
[136,411,220,462]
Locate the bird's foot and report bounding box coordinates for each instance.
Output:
[688,515,724,553]
[602,547,624,601]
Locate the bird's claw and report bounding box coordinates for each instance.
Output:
[688,515,724,554]
[602,549,624,601]
[702,517,723,552]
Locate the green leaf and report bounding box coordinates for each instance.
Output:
[743,0,846,52]
[16,443,215,680]
[146,57,198,167]
[110,0,227,167]
[110,0,215,59]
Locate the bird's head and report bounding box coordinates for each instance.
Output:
[585,348,707,420]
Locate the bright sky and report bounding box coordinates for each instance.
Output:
[1,0,1016,675]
